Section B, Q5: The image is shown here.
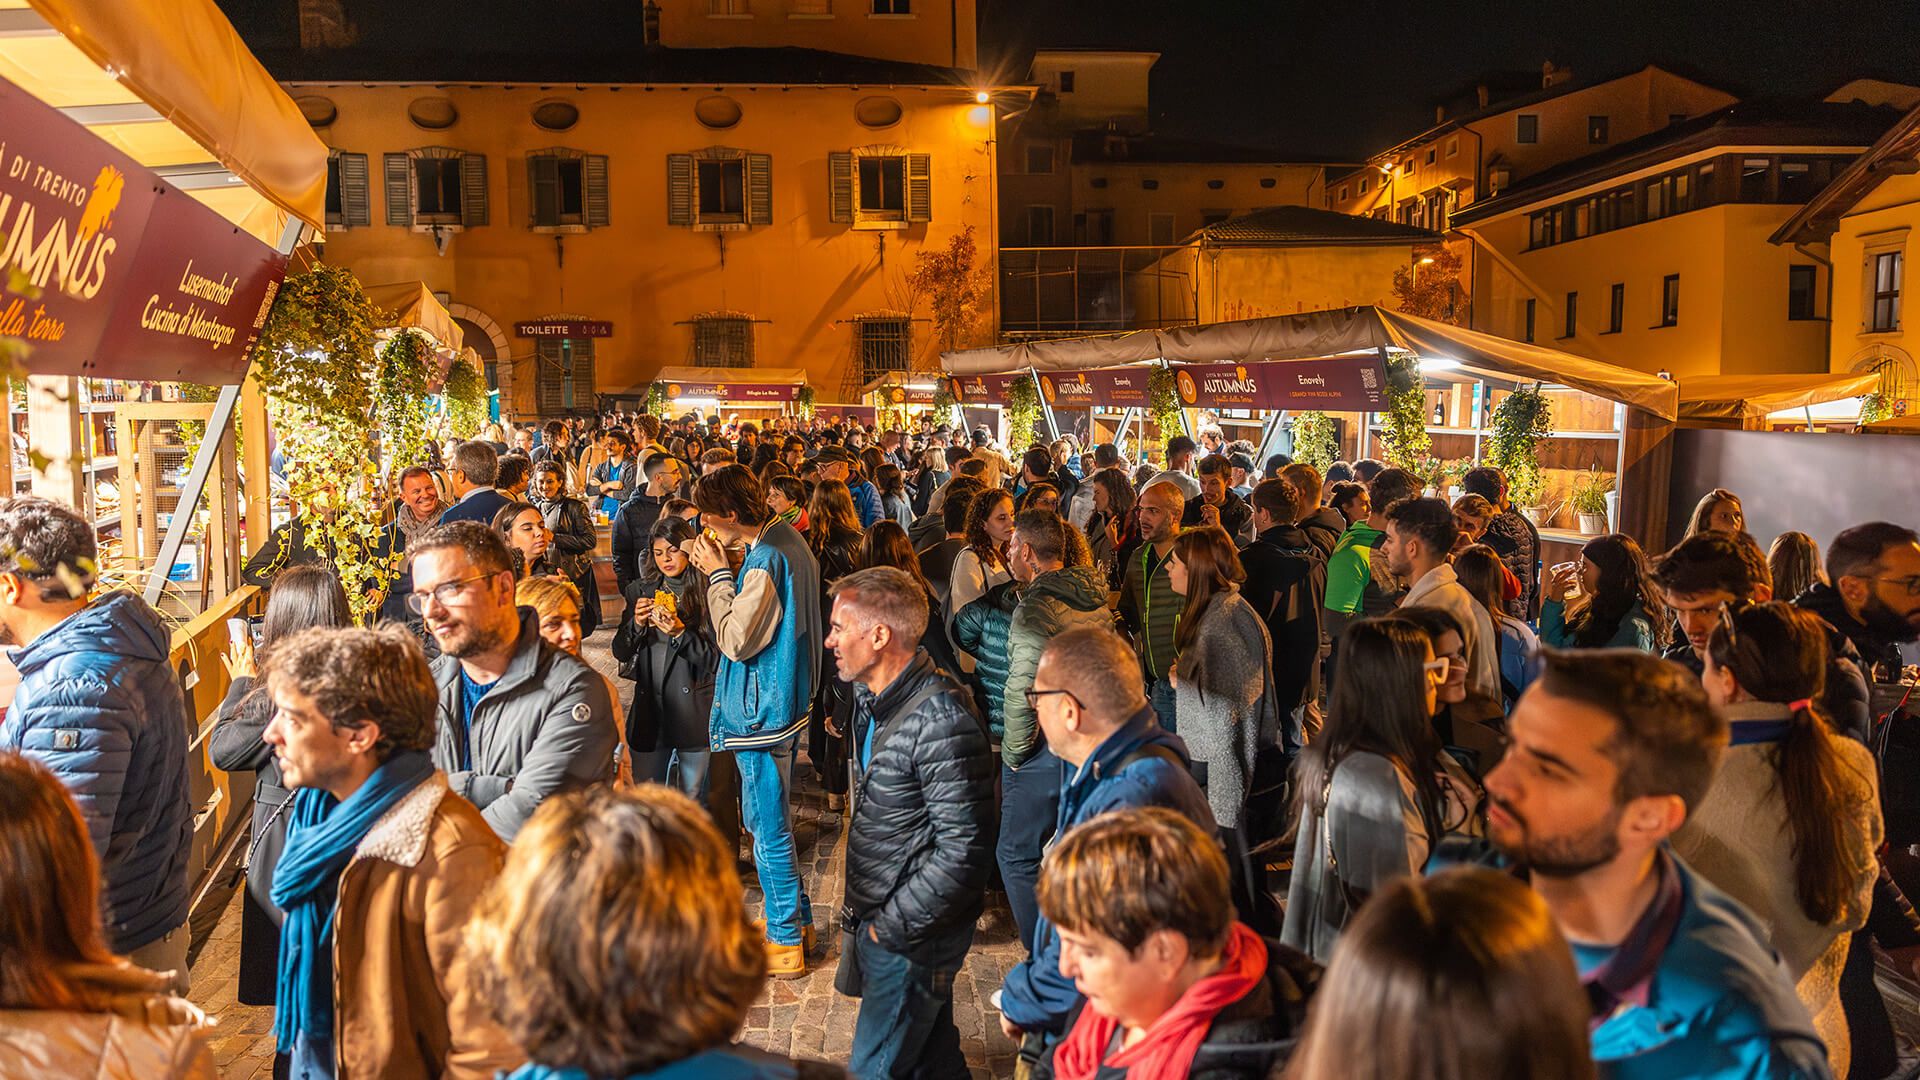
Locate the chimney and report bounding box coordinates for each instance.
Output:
[1436,104,1446,124]
[298,0,357,48]
[1103,120,1127,160]
[643,0,662,46]
[1476,83,1490,109]
[1541,61,1571,88]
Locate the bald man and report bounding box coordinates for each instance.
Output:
[1116,481,1186,731]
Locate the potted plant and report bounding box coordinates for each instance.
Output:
[1571,468,1612,534]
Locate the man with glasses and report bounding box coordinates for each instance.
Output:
[410,521,615,841]
[1799,522,1920,685]
[996,626,1215,1055]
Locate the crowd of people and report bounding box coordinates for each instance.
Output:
[0,406,1917,1080]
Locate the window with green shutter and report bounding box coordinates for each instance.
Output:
[527,149,606,230]
[672,149,771,230]
[840,147,928,229]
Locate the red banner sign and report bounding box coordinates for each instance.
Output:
[0,75,288,384]
[946,373,1027,405]
[1173,358,1387,411]
[661,377,797,402]
[515,319,612,338]
[1038,368,1152,408]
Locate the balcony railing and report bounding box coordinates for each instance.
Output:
[998,246,1193,339]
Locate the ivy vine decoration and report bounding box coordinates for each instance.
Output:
[794,383,816,420]
[375,331,432,486]
[1004,372,1041,452]
[931,380,958,427]
[442,357,488,440]
[1288,410,1338,473]
[1377,353,1432,472]
[1147,366,1184,461]
[646,380,670,417]
[253,265,390,624]
[1485,384,1554,508]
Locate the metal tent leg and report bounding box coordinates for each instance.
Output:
[144,384,240,606]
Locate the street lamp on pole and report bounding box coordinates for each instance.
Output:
[1411,255,1435,287]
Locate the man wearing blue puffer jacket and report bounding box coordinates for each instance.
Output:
[996,626,1216,1052]
[0,498,192,989]
[685,465,823,979]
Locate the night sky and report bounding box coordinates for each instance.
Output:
[219,0,1920,160]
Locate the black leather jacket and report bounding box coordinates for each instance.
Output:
[535,493,597,580]
[841,651,995,959]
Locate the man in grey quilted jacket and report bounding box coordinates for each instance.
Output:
[0,497,193,989]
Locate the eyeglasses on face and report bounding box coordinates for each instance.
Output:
[1023,687,1084,711]
[1873,575,1920,598]
[1422,657,1451,682]
[405,572,496,615]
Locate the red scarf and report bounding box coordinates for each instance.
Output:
[1052,922,1268,1080]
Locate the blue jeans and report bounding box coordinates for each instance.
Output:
[997,749,1061,953]
[632,747,712,805]
[288,1032,334,1080]
[1149,677,1178,733]
[737,738,813,946]
[849,922,976,1080]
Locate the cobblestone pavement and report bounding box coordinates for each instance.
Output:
[186,630,1028,1078]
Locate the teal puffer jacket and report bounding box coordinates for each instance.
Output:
[952,580,1018,740]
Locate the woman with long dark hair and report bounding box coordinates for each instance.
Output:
[531,460,600,636]
[1282,617,1478,962]
[807,479,865,804]
[858,521,965,678]
[1284,868,1594,1080]
[1166,527,1277,834]
[1084,468,1137,590]
[1768,530,1826,603]
[1539,533,1667,652]
[1453,544,1541,711]
[208,564,353,1009]
[1673,602,1880,1077]
[950,487,1014,618]
[874,463,913,528]
[0,754,215,1076]
[492,500,557,580]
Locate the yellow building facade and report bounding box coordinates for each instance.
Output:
[1327,64,1736,231]
[267,36,1002,416]
[1774,103,1920,409]
[1450,101,1894,378]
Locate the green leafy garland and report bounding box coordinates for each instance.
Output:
[1147,366,1184,461]
[1004,373,1040,452]
[1377,353,1431,472]
[1485,384,1553,507]
[931,381,958,428]
[1288,410,1338,472]
[375,330,432,485]
[253,265,389,624]
[443,357,488,440]
[647,380,670,417]
[1860,391,1892,426]
[794,383,816,420]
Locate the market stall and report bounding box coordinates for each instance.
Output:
[643,365,810,422]
[0,0,327,925]
[1677,372,1883,430]
[863,372,939,429]
[943,306,1681,549]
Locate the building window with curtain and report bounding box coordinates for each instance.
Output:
[1660,275,1681,327]
[1872,251,1903,332]
[1608,282,1625,333]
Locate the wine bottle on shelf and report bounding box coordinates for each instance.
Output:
[1431,400,1445,426]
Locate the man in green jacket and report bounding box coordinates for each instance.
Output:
[998,509,1113,951]
[1118,482,1186,732]
[1324,467,1419,642]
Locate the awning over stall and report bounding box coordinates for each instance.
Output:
[649,366,810,403]
[1677,372,1882,422]
[942,306,1680,421]
[363,282,463,355]
[0,0,329,242]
